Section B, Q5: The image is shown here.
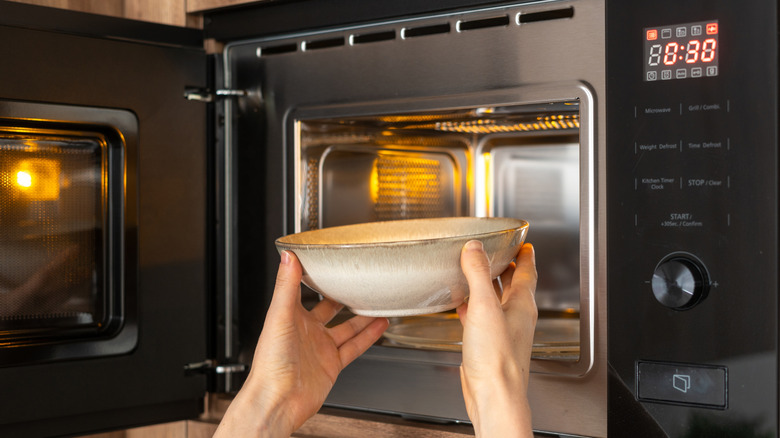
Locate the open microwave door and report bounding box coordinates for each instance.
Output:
[0,3,209,436]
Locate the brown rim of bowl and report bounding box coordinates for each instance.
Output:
[274,217,529,250]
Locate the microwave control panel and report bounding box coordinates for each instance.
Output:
[607,0,778,436]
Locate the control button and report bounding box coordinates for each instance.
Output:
[637,361,727,408]
[651,253,710,310]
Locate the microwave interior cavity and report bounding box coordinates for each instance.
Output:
[295,99,583,363]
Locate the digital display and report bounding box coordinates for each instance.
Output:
[644,20,719,81]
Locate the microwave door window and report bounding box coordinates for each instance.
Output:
[0,136,105,336]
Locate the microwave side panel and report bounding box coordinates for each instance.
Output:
[607,0,778,436]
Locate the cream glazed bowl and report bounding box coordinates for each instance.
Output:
[274,217,529,317]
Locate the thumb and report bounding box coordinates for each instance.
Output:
[270,250,303,310]
[460,240,499,308]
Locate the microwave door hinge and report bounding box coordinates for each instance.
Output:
[184,359,247,376]
[183,87,249,102]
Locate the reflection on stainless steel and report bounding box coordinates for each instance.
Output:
[491,142,581,312]
[382,313,580,359]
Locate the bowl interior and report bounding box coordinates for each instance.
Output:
[276,217,528,246]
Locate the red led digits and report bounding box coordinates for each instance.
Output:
[663,42,680,65]
[644,20,718,81]
[702,38,717,62]
[685,40,700,63]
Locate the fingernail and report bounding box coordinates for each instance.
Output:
[464,240,484,252]
[280,250,291,265]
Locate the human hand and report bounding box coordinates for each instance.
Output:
[214,250,389,437]
[457,241,538,437]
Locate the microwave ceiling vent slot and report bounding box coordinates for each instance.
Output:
[456,15,510,32]
[517,7,575,25]
[350,30,396,46]
[257,42,298,57]
[302,36,345,52]
[401,23,451,39]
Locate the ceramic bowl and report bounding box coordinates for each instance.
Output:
[274,217,529,317]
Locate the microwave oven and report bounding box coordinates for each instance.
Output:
[0,0,777,437]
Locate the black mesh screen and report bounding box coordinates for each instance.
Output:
[0,135,104,333]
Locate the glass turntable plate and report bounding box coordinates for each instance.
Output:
[382,313,580,358]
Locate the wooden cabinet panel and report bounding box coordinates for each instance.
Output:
[123,0,200,28]
[7,0,201,27]
[186,0,267,13]
[6,0,124,17]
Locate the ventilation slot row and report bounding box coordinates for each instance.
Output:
[302,37,345,51]
[350,30,396,45]
[401,23,451,39]
[257,43,298,57]
[456,15,510,32]
[518,7,574,24]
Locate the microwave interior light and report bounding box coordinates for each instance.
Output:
[481,152,491,214]
[370,158,380,203]
[15,158,61,200]
[16,170,32,187]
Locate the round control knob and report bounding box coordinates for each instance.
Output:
[651,254,710,310]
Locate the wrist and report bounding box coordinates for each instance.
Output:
[464,373,533,437]
[471,395,533,438]
[215,376,295,438]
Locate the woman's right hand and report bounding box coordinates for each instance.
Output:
[457,241,538,437]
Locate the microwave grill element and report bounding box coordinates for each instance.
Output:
[436,114,580,134]
[371,155,444,221]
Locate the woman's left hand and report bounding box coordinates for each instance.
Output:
[214,250,389,437]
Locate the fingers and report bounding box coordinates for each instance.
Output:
[504,244,537,301]
[310,298,344,324]
[270,250,304,310]
[460,240,500,309]
[499,262,516,292]
[329,315,386,347]
[335,317,389,367]
[456,301,469,325]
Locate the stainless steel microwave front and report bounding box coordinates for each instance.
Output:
[221,0,607,436]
